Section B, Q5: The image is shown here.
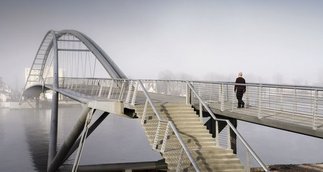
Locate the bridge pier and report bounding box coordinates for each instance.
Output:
[47,107,109,172]
[47,106,90,172]
[47,91,59,170]
[229,119,237,154]
[48,30,59,171]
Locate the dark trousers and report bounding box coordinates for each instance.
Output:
[236,91,245,108]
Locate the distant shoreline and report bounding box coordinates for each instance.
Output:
[252,163,323,172]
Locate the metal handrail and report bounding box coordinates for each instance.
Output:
[138,80,200,172]
[33,77,323,170]
[186,81,269,171]
[192,80,323,91]
[53,77,323,92]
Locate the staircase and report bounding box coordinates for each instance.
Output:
[135,102,244,172]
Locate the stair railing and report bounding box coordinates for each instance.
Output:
[138,80,200,172]
[186,81,269,172]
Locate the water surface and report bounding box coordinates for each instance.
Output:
[0,105,322,172]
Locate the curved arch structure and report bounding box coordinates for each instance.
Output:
[22,30,127,97]
[56,30,127,79]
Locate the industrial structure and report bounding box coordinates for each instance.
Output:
[21,30,323,172]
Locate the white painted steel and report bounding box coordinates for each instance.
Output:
[186,81,269,171]
[42,77,323,171]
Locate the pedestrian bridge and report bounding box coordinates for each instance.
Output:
[22,30,323,172]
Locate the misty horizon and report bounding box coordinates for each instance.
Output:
[1,0,323,89]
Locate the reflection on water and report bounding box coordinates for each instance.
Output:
[0,105,323,171]
[0,109,46,172]
[0,105,162,172]
[237,121,323,166]
[22,109,51,171]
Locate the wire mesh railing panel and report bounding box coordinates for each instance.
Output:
[237,138,267,172]
[188,81,323,129]
[161,126,196,171]
[139,80,187,97]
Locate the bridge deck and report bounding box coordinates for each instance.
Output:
[33,83,323,139]
[128,94,323,139]
[57,86,323,138]
[125,92,323,138]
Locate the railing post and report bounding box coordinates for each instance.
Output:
[141,99,148,125]
[220,83,224,111]
[215,120,219,146]
[199,102,203,123]
[218,84,221,107]
[227,125,231,150]
[231,87,235,112]
[176,148,184,172]
[294,89,297,113]
[91,79,95,96]
[161,122,170,153]
[226,84,229,102]
[118,80,126,101]
[186,83,191,105]
[246,86,250,107]
[273,88,278,118]
[258,85,262,119]
[98,81,103,97]
[313,90,318,130]
[125,80,133,104]
[268,88,271,109]
[131,81,139,106]
[153,121,161,150]
[107,80,114,99]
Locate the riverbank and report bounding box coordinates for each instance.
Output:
[0,101,80,109]
[252,163,323,172]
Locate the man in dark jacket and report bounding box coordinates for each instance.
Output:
[234,72,246,108]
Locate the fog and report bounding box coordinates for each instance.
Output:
[1,0,323,89]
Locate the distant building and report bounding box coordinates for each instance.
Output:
[0,77,12,102]
[24,67,64,100]
[24,67,64,84]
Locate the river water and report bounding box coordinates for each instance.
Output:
[0,105,322,171]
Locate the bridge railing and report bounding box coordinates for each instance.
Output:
[46,77,127,101]
[129,80,269,170]
[187,81,269,171]
[137,80,200,172]
[190,81,323,130]
[48,77,200,171]
[45,77,322,170]
[46,77,323,130]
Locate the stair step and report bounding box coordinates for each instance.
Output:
[135,103,244,171]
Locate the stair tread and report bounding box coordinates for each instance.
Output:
[135,102,244,171]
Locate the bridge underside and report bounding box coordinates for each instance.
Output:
[23,85,49,99]
[60,160,167,172]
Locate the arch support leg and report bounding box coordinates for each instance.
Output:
[48,91,59,169]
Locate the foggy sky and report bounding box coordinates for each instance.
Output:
[1,0,323,89]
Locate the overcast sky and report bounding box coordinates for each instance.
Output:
[1,0,323,89]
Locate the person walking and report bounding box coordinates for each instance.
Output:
[234,72,246,108]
